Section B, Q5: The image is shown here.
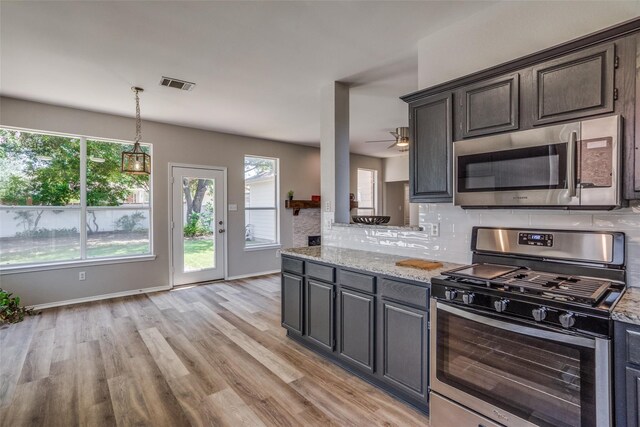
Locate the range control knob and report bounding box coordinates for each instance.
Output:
[532,307,547,322]
[462,293,475,305]
[444,289,458,301]
[494,299,509,313]
[559,312,576,329]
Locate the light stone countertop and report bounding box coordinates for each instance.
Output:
[281,246,464,283]
[613,287,640,325]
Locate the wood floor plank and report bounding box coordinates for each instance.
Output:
[0,273,429,426]
[203,387,267,427]
[139,327,190,379]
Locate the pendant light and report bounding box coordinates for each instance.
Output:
[121,87,151,174]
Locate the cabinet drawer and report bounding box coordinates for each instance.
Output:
[282,257,304,275]
[306,262,335,283]
[339,269,376,294]
[380,279,429,310]
[627,328,640,366]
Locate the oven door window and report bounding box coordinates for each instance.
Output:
[457,143,568,193]
[436,308,595,427]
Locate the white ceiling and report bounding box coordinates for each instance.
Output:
[0,1,494,158]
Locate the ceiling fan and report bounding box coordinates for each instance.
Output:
[365,127,409,152]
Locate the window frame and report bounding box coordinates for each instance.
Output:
[243,155,280,250]
[0,127,154,273]
[356,168,378,216]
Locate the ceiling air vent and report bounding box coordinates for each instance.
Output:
[159,76,195,91]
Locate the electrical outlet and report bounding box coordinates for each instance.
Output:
[79,271,86,281]
[276,249,281,258]
[325,201,331,212]
[430,223,440,237]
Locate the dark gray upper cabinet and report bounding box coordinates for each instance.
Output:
[306,279,335,350]
[281,272,304,334]
[381,301,428,401]
[461,73,519,138]
[338,289,375,373]
[409,92,453,202]
[531,43,616,126]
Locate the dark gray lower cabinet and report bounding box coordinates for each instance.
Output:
[282,259,431,412]
[615,320,640,426]
[381,301,428,401]
[625,367,640,427]
[306,279,335,350]
[338,289,375,373]
[281,273,304,334]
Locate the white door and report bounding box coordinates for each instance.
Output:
[171,166,225,285]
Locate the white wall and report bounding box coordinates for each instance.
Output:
[383,155,409,182]
[418,1,640,89]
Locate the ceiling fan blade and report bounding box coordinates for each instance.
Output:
[387,142,398,149]
[365,139,395,143]
[389,131,400,138]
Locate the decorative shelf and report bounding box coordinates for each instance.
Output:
[285,199,358,216]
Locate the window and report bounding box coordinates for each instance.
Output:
[0,128,152,268]
[357,168,378,215]
[244,156,279,249]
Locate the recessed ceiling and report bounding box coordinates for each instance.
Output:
[0,1,495,158]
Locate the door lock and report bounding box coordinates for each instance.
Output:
[218,220,223,225]
[218,229,226,233]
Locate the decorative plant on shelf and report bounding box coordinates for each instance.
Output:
[0,289,35,325]
[287,190,294,201]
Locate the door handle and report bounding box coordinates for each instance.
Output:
[567,131,577,198]
[218,229,226,233]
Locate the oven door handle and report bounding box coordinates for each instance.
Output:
[567,130,578,197]
[436,301,595,349]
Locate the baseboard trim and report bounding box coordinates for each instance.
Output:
[226,270,280,281]
[30,285,172,310]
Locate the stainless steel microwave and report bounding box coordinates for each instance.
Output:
[453,115,622,209]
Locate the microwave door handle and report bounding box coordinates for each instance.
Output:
[567,131,577,197]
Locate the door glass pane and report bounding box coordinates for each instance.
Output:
[457,143,567,192]
[86,209,150,258]
[0,208,80,265]
[182,177,215,272]
[436,309,594,427]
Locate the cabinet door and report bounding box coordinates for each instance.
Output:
[462,73,519,138]
[338,289,375,373]
[306,280,335,350]
[409,92,453,202]
[281,273,303,334]
[381,301,428,400]
[532,43,615,125]
[626,367,640,427]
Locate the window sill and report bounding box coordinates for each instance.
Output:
[244,244,281,252]
[0,254,157,275]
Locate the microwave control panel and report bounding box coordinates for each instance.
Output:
[518,233,554,247]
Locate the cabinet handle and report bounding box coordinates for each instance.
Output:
[567,131,577,198]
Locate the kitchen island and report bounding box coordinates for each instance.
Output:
[280,246,462,413]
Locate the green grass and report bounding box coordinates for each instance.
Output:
[0,236,214,269]
[183,238,215,271]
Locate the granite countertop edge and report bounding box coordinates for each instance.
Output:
[612,287,640,325]
[281,246,464,283]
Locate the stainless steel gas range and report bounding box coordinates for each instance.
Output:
[429,227,626,427]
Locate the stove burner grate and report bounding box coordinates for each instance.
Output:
[443,264,612,305]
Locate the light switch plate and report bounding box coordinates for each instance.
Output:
[228,204,237,211]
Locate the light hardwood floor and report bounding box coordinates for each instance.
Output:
[0,274,430,426]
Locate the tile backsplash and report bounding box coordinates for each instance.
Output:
[323,202,640,286]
